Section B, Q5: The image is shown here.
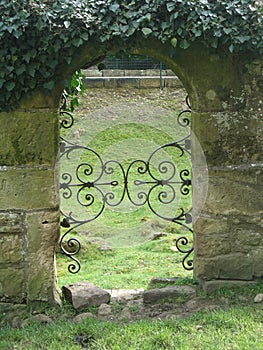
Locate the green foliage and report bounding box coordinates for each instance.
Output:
[62,70,85,112]
[0,0,262,110]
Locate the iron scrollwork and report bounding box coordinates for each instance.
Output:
[59,96,194,273]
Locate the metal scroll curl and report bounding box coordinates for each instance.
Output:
[59,95,194,272]
[175,235,194,271]
[59,93,74,129]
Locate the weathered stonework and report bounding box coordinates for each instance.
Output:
[191,54,263,287]
[26,211,60,303]
[0,268,25,302]
[0,37,262,303]
[0,167,58,211]
[0,109,60,304]
[0,111,59,166]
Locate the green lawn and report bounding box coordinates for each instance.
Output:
[1,304,262,350]
[58,88,193,289]
[57,231,193,289]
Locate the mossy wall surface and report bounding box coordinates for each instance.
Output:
[0,36,262,302]
[0,109,60,303]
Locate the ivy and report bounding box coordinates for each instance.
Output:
[0,0,262,111]
[63,70,86,112]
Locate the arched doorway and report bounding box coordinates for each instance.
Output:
[57,68,202,288]
[52,38,216,297]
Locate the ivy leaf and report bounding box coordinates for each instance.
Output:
[16,64,26,75]
[127,26,136,36]
[23,52,31,64]
[36,19,45,31]
[0,79,5,88]
[64,21,71,29]
[193,29,202,37]
[120,25,129,33]
[142,27,152,36]
[170,37,178,47]
[80,32,89,40]
[167,2,176,12]
[109,4,120,12]
[6,81,15,91]
[73,38,83,47]
[28,66,36,77]
[43,81,55,90]
[223,28,232,34]
[180,39,190,49]
[236,35,250,43]
[228,44,235,52]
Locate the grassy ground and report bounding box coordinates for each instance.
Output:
[58,87,193,289]
[1,289,263,350]
[57,232,193,289]
[25,88,261,350]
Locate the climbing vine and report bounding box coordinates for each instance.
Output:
[0,0,262,111]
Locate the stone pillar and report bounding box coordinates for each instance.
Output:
[0,109,60,303]
[192,57,263,292]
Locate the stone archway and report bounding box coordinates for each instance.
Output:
[0,35,262,304]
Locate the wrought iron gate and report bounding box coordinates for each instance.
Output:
[59,95,194,274]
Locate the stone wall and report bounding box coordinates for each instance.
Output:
[191,56,263,292]
[83,68,181,89]
[0,110,60,303]
[0,38,262,303]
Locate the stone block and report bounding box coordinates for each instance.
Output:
[201,280,257,294]
[194,215,228,236]
[165,70,176,76]
[252,248,263,277]
[104,78,118,88]
[124,69,142,76]
[195,233,232,258]
[83,68,102,77]
[98,303,113,319]
[201,166,263,216]
[62,282,111,310]
[192,111,263,166]
[0,167,58,210]
[102,69,124,77]
[233,228,262,253]
[0,234,23,263]
[127,69,160,76]
[21,314,53,327]
[143,285,196,304]
[0,111,59,167]
[194,258,219,280]
[84,78,104,88]
[116,78,140,88]
[164,77,183,88]
[196,253,254,281]
[0,212,23,234]
[26,210,60,303]
[139,78,161,88]
[194,214,262,254]
[0,268,25,301]
[73,312,96,323]
[217,254,254,280]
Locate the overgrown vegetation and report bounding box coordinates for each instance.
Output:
[0,0,262,110]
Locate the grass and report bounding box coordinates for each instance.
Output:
[1,303,262,349]
[2,90,262,349]
[57,231,193,289]
[58,87,193,289]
